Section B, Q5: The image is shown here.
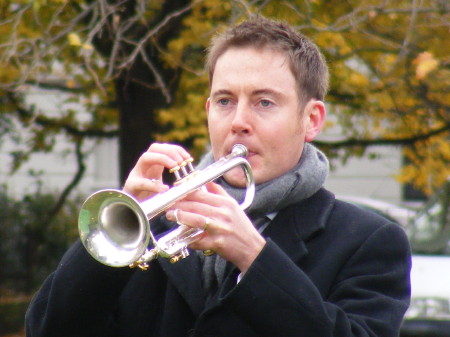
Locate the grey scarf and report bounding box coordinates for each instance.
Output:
[198,142,329,217]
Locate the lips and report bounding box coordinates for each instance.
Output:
[228,143,256,158]
[246,150,256,158]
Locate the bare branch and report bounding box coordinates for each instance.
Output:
[315,123,450,149]
[139,49,171,103]
[45,137,86,222]
[7,92,118,139]
[117,2,194,72]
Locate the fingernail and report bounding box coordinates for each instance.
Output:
[166,210,174,220]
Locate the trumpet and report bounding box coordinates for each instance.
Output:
[78,144,255,270]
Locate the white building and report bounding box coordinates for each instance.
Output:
[1,88,407,205]
[0,87,119,198]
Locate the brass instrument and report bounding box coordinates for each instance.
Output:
[78,144,254,270]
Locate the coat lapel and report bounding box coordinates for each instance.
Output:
[264,188,335,263]
[158,253,205,316]
[151,216,205,316]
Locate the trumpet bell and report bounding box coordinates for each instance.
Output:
[78,190,151,267]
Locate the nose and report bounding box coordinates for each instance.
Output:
[231,102,252,135]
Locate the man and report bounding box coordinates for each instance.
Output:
[26,16,411,336]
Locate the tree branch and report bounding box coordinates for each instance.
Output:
[45,137,86,222]
[315,123,450,149]
[7,92,118,139]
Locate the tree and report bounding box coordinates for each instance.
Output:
[0,183,80,293]
[0,0,448,203]
[159,0,450,194]
[1,0,196,183]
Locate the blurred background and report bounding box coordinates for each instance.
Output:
[0,0,448,336]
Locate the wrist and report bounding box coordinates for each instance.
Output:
[236,236,266,273]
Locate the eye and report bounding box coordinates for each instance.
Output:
[259,99,273,107]
[218,98,230,106]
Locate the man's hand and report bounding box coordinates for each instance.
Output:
[123,143,191,201]
[166,182,266,273]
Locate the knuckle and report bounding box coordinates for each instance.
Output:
[213,237,226,250]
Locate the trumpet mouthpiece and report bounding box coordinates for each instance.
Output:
[231,144,248,157]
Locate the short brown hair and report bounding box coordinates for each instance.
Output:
[206,16,329,104]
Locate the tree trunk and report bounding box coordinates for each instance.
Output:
[113,1,191,185]
[116,71,169,184]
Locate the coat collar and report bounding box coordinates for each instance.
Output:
[264,188,335,262]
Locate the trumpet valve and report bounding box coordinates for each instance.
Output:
[186,158,194,172]
[169,165,182,180]
[170,157,196,185]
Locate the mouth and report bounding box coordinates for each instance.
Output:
[245,151,257,160]
[228,143,256,158]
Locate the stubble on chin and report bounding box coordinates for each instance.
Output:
[223,167,249,188]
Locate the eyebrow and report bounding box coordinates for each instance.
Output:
[251,89,284,100]
[211,88,285,100]
[210,89,233,98]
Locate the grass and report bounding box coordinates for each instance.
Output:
[0,296,30,337]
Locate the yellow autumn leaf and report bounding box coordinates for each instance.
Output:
[66,79,76,88]
[68,33,81,46]
[82,43,93,50]
[414,51,439,79]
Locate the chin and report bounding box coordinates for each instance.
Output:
[223,170,248,188]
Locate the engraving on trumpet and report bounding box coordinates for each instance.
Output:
[78,144,255,270]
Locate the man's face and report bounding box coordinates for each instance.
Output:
[206,47,310,187]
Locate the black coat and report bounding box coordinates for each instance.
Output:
[26,188,411,336]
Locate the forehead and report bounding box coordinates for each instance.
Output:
[215,46,289,69]
[211,47,296,90]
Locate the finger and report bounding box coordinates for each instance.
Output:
[125,177,169,194]
[176,186,237,210]
[166,209,212,232]
[130,143,193,182]
[136,152,180,176]
[123,179,169,202]
[133,143,192,176]
[167,199,221,225]
[145,143,191,166]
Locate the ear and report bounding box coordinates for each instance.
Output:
[205,98,211,117]
[303,99,326,142]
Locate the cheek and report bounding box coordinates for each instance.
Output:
[209,124,223,140]
[271,124,304,162]
[266,120,303,150]
[207,115,219,137]
[207,118,226,157]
